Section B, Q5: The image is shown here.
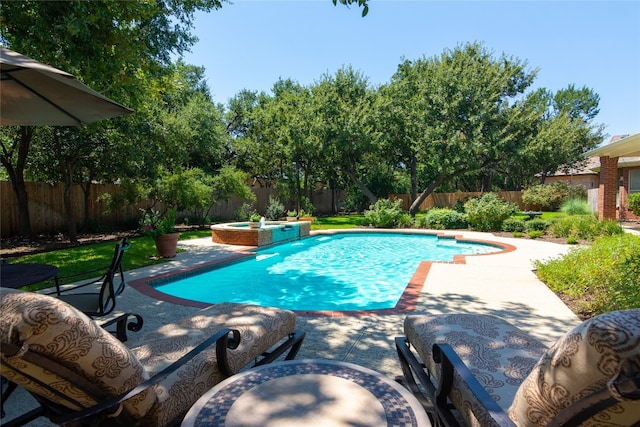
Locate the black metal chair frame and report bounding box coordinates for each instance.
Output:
[47,238,130,318]
[1,328,305,427]
[395,337,640,427]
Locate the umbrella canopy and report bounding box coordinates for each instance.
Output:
[0,47,133,126]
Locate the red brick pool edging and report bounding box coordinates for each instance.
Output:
[129,233,516,317]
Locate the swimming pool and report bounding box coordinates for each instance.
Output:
[152,232,506,313]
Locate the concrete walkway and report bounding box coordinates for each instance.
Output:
[3,230,581,426]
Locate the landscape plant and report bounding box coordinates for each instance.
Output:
[502,217,526,233]
[463,193,517,231]
[628,193,640,216]
[364,198,405,228]
[422,208,467,230]
[559,198,591,215]
[549,215,622,241]
[522,182,573,211]
[524,218,549,232]
[534,233,640,316]
[265,196,286,220]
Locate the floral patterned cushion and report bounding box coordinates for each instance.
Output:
[0,288,156,419]
[508,309,640,426]
[128,302,297,427]
[404,314,547,426]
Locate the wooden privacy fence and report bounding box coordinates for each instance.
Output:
[1,181,524,237]
[390,191,525,211]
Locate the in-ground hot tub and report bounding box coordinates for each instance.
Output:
[211,221,311,247]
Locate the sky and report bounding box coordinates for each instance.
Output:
[181,0,640,142]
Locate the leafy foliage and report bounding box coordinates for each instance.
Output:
[463,193,517,231]
[502,218,526,232]
[522,182,579,211]
[549,215,623,240]
[265,196,286,220]
[628,193,640,216]
[535,234,640,315]
[421,208,467,230]
[141,208,176,237]
[524,218,550,232]
[364,198,405,228]
[559,198,591,215]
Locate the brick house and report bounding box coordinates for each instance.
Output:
[586,133,640,221]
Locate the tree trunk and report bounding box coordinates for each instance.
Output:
[63,170,78,244]
[81,180,92,232]
[0,127,34,236]
[343,169,377,204]
[409,175,446,215]
[409,155,418,203]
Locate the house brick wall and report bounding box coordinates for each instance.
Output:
[598,156,619,220]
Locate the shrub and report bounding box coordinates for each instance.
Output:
[424,208,467,230]
[534,234,640,315]
[463,193,517,231]
[502,218,526,233]
[522,182,578,211]
[527,230,544,239]
[364,198,405,228]
[548,215,622,241]
[560,198,591,215]
[524,218,549,232]
[628,193,640,216]
[236,202,257,221]
[265,196,286,220]
[398,213,415,228]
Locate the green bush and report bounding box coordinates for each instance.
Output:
[502,218,526,232]
[560,198,591,215]
[548,215,622,241]
[628,193,640,216]
[534,234,640,315]
[423,208,467,230]
[527,230,544,239]
[364,198,406,228]
[524,218,549,232]
[265,196,286,220]
[463,193,517,231]
[236,202,257,221]
[522,182,579,211]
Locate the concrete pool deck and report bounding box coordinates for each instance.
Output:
[4,230,581,425]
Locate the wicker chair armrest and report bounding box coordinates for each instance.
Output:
[57,328,241,426]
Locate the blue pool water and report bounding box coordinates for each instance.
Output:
[153,233,502,311]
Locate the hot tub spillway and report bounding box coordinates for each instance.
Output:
[211,221,311,247]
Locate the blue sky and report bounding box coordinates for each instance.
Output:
[182,0,640,141]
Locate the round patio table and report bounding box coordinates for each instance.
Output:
[182,359,431,427]
[0,263,59,289]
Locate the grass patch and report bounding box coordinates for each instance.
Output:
[311,214,366,230]
[13,236,175,291]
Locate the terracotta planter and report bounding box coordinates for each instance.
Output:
[286,217,298,222]
[249,222,261,229]
[154,232,180,258]
[298,217,313,222]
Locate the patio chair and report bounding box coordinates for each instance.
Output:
[0,288,305,427]
[395,310,640,426]
[47,237,129,318]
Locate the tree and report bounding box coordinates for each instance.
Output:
[520,86,603,184]
[0,0,225,239]
[392,43,537,215]
[312,66,378,204]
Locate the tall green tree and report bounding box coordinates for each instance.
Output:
[520,85,603,184]
[312,66,378,204]
[0,0,225,239]
[390,43,537,215]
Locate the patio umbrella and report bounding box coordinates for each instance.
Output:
[0,47,133,126]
